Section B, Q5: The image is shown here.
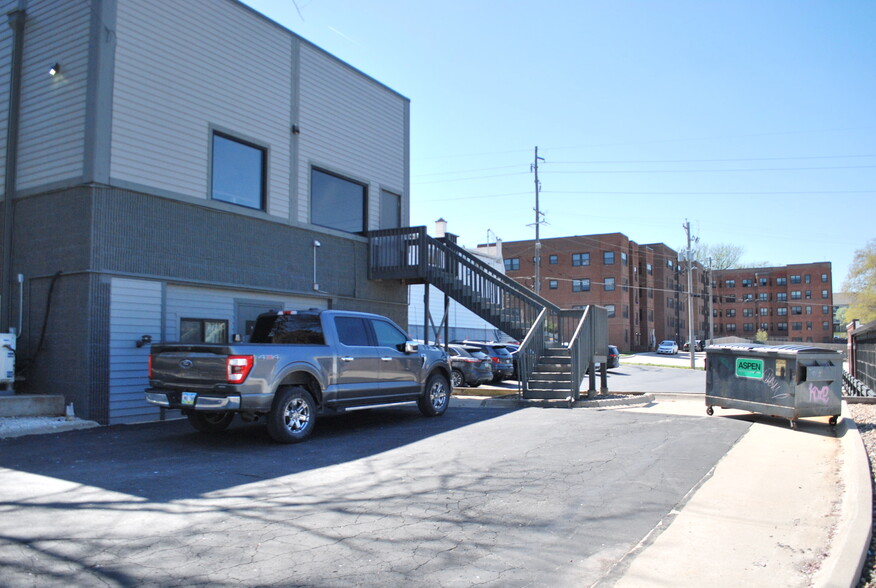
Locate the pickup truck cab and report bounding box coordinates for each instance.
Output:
[145,309,451,443]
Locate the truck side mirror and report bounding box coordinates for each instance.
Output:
[404,341,419,354]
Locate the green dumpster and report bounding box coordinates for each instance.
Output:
[705,343,842,429]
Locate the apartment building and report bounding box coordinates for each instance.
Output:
[0,0,410,423]
[712,263,834,343]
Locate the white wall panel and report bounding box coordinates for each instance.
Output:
[111,0,292,218]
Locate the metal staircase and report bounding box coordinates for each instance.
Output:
[368,227,608,400]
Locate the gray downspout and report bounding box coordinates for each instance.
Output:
[3,7,26,333]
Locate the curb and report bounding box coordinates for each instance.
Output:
[0,417,100,439]
[450,394,655,410]
[813,401,872,587]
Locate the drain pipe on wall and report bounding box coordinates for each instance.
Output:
[2,6,27,334]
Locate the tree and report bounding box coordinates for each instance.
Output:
[755,329,769,343]
[844,239,876,324]
[684,242,771,270]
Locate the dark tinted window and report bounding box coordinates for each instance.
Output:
[311,168,366,233]
[335,317,371,346]
[211,132,265,210]
[250,313,325,344]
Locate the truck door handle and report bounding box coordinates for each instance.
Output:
[341,356,355,362]
[381,356,393,362]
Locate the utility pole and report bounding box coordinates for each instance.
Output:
[707,256,715,345]
[530,147,545,295]
[684,220,696,369]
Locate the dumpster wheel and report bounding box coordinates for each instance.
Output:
[706,406,714,416]
[829,415,839,426]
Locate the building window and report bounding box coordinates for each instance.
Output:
[822,305,829,314]
[725,295,736,303]
[743,294,754,302]
[380,190,401,229]
[823,321,830,330]
[572,253,590,266]
[805,274,811,284]
[211,132,266,210]
[622,279,629,292]
[743,308,754,317]
[821,273,828,282]
[759,277,769,286]
[606,304,616,318]
[777,307,788,316]
[743,323,754,332]
[504,258,520,271]
[727,323,737,332]
[311,168,367,233]
[790,291,801,300]
[726,309,736,317]
[777,293,788,302]
[791,306,802,315]
[806,321,813,330]
[742,279,752,288]
[621,252,628,266]
[647,263,653,275]
[761,322,769,331]
[759,307,769,316]
[725,280,736,288]
[776,277,787,286]
[604,277,615,291]
[821,290,829,299]
[777,322,788,331]
[792,322,802,331]
[790,275,801,284]
[758,293,769,301]
[604,251,615,265]
[806,306,812,315]
[180,318,229,343]
[549,254,558,265]
[549,279,558,289]
[805,290,811,299]
[572,279,590,292]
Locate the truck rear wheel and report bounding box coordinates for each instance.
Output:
[267,386,316,443]
[418,373,449,417]
[187,411,235,433]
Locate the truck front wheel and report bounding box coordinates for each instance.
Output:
[418,373,450,417]
[187,411,235,433]
[267,386,316,443]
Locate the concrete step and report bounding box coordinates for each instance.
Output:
[0,394,65,417]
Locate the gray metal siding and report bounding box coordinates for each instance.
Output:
[0,0,15,195]
[15,0,90,191]
[109,278,163,424]
[297,44,408,229]
[111,0,292,218]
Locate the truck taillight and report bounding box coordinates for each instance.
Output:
[148,355,153,379]
[227,355,254,384]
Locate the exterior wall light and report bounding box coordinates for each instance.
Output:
[49,63,60,76]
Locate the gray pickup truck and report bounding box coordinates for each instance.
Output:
[145,309,451,443]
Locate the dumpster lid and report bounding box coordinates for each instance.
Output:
[706,343,841,356]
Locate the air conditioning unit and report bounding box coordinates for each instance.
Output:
[0,333,15,384]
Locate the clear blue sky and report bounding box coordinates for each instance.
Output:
[243,0,875,286]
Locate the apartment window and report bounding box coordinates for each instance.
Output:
[311,168,367,233]
[549,279,558,290]
[805,290,811,299]
[211,132,266,210]
[742,279,752,288]
[549,254,558,265]
[622,279,629,293]
[792,322,802,331]
[606,304,616,318]
[725,295,736,303]
[777,322,788,331]
[776,277,787,286]
[621,252,628,266]
[758,292,769,301]
[790,291,802,300]
[743,294,754,302]
[821,290,829,299]
[790,275,801,284]
[744,323,754,332]
[822,305,829,314]
[805,274,811,284]
[726,309,736,317]
[806,306,812,315]
[777,293,788,302]
[504,258,520,271]
[647,263,653,275]
[759,277,769,287]
[604,251,615,265]
[623,305,629,318]
[759,307,769,316]
[823,321,830,330]
[725,280,736,288]
[667,260,674,268]
[571,305,586,310]
[604,277,615,291]
[180,318,228,343]
[743,308,754,317]
[760,322,769,331]
[379,190,401,229]
[791,306,802,315]
[807,321,813,330]
[572,279,590,292]
[821,273,828,282]
[572,253,590,266]
[777,307,788,316]
[727,323,737,332]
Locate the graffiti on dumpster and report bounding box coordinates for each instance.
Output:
[763,368,790,400]
[808,384,831,405]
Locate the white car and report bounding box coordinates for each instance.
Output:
[657,340,679,355]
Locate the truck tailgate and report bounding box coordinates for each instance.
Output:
[151,345,233,387]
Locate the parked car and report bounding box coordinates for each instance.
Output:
[683,340,705,352]
[503,343,520,379]
[451,341,515,382]
[606,345,620,368]
[447,344,494,388]
[657,340,679,355]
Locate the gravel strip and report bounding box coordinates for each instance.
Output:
[848,403,876,588]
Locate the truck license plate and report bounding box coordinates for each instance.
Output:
[181,392,197,406]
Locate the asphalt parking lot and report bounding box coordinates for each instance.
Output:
[0,400,749,587]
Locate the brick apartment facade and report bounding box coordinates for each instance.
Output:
[712,262,834,343]
[499,234,711,352]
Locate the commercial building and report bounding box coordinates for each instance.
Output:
[711,263,834,344]
[0,0,410,423]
